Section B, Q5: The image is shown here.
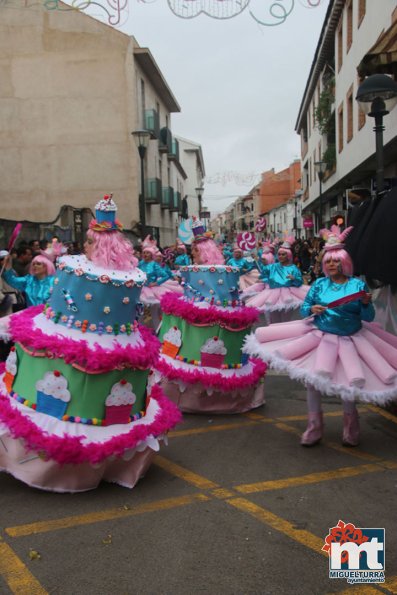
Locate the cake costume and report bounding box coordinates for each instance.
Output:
[154,221,266,414]
[243,236,309,323]
[0,196,181,492]
[244,226,397,446]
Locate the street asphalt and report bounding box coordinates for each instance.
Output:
[0,372,396,594]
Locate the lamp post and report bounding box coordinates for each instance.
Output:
[131,129,151,238]
[356,74,397,196]
[195,186,204,218]
[314,160,327,229]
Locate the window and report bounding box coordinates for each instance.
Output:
[337,22,343,72]
[358,0,366,27]
[318,140,322,162]
[346,85,353,142]
[357,76,366,130]
[313,150,317,181]
[309,158,312,186]
[308,106,311,138]
[140,79,145,128]
[338,102,344,153]
[346,1,353,53]
[312,98,316,128]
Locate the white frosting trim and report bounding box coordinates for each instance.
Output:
[58,255,146,284]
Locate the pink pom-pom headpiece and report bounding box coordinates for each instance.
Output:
[321,225,353,252]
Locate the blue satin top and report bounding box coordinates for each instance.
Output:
[160,264,174,280]
[174,254,191,267]
[227,257,256,274]
[259,263,303,288]
[138,260,169,285]
[300,276,375,336]
[3,270,54,306]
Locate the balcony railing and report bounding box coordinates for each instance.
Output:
[169,190,181,212]
[168,138,179,161]
[144,109,160,139]
[161,186,174,210]
[145,178,162,204]
[159,127,172,153]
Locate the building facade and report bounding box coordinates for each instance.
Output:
[295,0,397,232]
[176,136,205,222]
[0,2,194,246]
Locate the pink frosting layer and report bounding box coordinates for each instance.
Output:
[0,372,181,466]
[156,356,267,391]
[160,293,259,329]
[9,306,160,372]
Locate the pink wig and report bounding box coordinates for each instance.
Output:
[193,239,225,265]
[29,255,55,276]
[322,248,353,277]
[277,248,293,264]
[261,252,275,265]
[86,229,138,270]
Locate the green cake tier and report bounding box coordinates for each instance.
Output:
[159,313,250,365]
[10,344,149,423]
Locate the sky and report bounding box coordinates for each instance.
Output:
[115,0,329,215]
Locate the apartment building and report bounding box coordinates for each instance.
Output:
[0,1,192,246]
[295,0,397,232]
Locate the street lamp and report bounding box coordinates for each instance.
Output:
[356,74,397,196]
[314,160,327,229]
[131,129,151,238]
[195,186,204,218]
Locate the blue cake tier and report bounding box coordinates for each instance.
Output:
[47,255,146,336]
[179,265,241,306]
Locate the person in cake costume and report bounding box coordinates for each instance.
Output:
[153,218,267,414]
[242,236,309,324]
[173,239,191,269]
[138,236,183,330]
[244,226,397,447]
[0,195,180,492]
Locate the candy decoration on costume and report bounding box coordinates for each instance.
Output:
[62,289,78,312]
[255,217,266,232]
[178,218,194,244]
[237,232,256,251]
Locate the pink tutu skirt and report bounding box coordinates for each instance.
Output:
[244,319,397,404]
[239,269,260,291]
[243,284,309,312]
[140,280,183,305]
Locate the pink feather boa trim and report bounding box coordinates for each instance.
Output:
[156,356,267,391]
[0,380,181,465]
[9,306,160,372]
[160,293,259,329]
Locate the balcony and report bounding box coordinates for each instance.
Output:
[161,186,174,210]
[145,178,162,204]
[144,109,160,139]
[168,138,180,161]
[159,127,172,153]
[169,190,181,212]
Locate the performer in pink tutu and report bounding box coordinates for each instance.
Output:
[227,245,259,291]
[244,226,397,447]
[242,236,309,323]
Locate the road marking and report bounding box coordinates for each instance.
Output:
[234,463,385,494]
[154,455,219,489]
[226,497,326,555]
[6,493,210,538]
[0,536,48,594]
[366,404,397,425]
[168,420,258,438]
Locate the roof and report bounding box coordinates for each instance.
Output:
[357,20,397,76]
[133,46,181,113]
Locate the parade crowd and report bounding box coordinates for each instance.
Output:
[0,197,397,493]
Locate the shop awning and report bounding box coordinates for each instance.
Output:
[357,20,397,77]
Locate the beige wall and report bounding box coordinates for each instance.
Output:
[0,4,140,227]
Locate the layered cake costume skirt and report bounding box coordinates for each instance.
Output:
[244,317,397,404]
[0,255,181,492]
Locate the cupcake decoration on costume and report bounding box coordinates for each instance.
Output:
[200,337,227,369]
[90,194,123,232]
[161,326,182,358]
[36,370,71,420]
[4,347,17,393]
[105,380,136,425]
